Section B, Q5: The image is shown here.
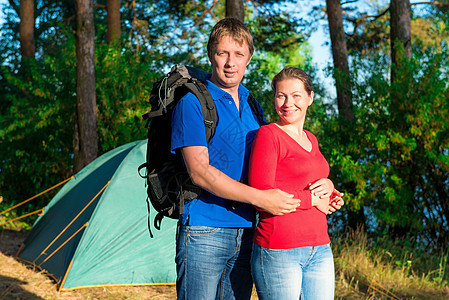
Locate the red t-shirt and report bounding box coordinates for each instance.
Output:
[248,123,330,249]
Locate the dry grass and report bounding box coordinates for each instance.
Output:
[333,228,449,299]
[2,228,448,299]
[0,229,177,299]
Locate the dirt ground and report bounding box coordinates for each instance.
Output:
[0,229,177,299]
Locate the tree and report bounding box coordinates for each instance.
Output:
[326,0,354,122]
[390,0,411,82]
[107,0,121,44]
[318,0,449,246]
[74,0,98,172]
[325,0,367,230]
[226,0,245,21]
[19,0,35,58]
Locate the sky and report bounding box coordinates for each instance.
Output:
[0,0,5,27]
[309,24,335,98]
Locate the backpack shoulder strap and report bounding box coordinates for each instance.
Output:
[183,80,217,143]
[247,93,267,126]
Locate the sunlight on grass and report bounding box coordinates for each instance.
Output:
[334,227,449,299]
[1,228,448,299]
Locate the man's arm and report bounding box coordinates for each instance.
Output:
[181,146,300,216]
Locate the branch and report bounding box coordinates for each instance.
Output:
[411,1,449,6]
[93,4,106,9]
[341,0,359,5]
[189,0,219,46]
[346,7,390,37]
[346,0,449,37]
[349,7,390,23]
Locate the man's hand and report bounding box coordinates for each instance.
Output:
[256,189,301,216]
[309,178,334,199]
[327,189,344,215]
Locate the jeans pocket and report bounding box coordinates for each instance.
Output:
[186,225,220,236]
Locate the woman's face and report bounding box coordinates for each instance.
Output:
[274,78,314,125]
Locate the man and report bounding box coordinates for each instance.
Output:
[171,18,343,299]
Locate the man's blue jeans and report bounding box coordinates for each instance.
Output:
[251,243,334,300]
[176,223,254,300]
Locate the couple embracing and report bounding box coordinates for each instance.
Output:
[171,17,344,300]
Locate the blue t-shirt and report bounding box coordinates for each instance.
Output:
[171,78,263,227]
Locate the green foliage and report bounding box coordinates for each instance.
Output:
[94,42,160,153]
[323,44,449,248]
[1,0,448,255]
[249,13,308,53]
[0,26,160,223]
[0,31,77,217]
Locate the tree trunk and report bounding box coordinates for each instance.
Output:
[19,0,35,58]
[326,0,354,122]
[327,0,365,231]
[226,0,244,22]
[74,0,98,172]
[390,0,411,82]
[107,0,121,44]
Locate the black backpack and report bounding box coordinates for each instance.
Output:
[138,64,266,235]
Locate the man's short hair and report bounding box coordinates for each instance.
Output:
[207,17,254,59]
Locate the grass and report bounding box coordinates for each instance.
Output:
[0,228,448,299]
[333,228,449,299]
[0,229,177,299]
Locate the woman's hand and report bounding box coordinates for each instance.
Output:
[327,190,344,215]
[309,178,334,199]
[312,193,330,214]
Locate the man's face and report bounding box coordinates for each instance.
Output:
[209,35,252,92]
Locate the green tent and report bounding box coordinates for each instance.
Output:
[16,140,177,291]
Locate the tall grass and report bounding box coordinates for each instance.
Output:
[333,227,449,299]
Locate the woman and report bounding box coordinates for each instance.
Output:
[249,66,341,299]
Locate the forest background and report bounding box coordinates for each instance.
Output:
[0,0,448,297]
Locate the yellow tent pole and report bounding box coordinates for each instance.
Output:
[33,181,110,263]
[368,284,396,299]
[369,280,399,299]
[0,176,74,216]
[40,222,89,266]
[0,208,44,226]
[58,260,74,292]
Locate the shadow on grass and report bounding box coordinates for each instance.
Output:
[0,275,45,300]
[0,229,28,256]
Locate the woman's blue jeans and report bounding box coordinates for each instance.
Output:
[176,224,254,300]
[251,243,334,300]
